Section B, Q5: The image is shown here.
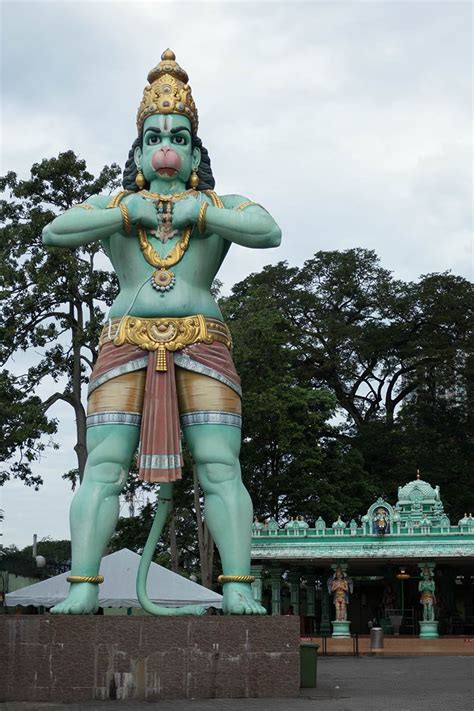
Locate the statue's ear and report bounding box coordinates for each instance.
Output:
[134,145,143,169]
[191,146,201,171]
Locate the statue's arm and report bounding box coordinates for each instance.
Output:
[173,194,281,249]
[210,194,281,249]
[42,195,123,248]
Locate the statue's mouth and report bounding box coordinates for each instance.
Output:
[156,167,178,177]
[151,149,181,178]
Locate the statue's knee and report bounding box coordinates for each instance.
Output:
[87,463,127,489]
[189,431,241,487]
[197,459,240,487]
[85,436,131,487]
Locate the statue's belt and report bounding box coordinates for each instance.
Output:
[99,315,232,372]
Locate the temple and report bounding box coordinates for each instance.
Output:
[250,474,474,639]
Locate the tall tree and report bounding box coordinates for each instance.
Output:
[0,152,121,486]
[222,251,473,519]
[220,264,366,523]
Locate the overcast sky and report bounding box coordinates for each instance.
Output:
[1,0,472,550]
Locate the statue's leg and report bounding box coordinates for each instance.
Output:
[183,423,266,615]
[50,423,139,614]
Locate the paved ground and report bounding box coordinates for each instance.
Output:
[3,656,473,711]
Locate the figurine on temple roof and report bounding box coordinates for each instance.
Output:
[374,507,389,535]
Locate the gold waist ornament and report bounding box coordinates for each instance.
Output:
[100,315,232,371]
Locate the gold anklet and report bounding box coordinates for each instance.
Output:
[66,575,104,584]
[217,575,255,584]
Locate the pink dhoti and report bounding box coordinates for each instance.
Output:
[87,331,241,483]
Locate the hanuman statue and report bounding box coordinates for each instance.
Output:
[328,566,353,622]
[42,50,281,615]
[419,566,437,622]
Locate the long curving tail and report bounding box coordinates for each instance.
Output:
[136,481,206,616]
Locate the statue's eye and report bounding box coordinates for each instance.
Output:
[148,135,160,144]
[173,135,186,145]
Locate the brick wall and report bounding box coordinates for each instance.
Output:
[0,615,300,702]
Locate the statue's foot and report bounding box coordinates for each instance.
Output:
[50,583,99,614]
[222,582,267,615]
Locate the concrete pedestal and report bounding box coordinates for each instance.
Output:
[0,615,300,702]
[332,620,351,638]
[419,620,439,639]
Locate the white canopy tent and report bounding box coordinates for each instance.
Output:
[5,548,222,609]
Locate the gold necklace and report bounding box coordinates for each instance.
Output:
[137,225,192,295]
[128,189,224,295]
[139,188,196,202]
[140,189,198,243]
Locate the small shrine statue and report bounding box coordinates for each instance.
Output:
[328,566,353,621]
[418,566,436,621]
[381,583,396,611]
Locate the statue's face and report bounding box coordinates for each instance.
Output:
[135,114,201,185]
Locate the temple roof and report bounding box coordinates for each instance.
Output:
[397,476,439,503]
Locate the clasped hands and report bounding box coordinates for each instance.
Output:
[123,194,201,233]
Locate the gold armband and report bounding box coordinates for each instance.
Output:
[119,202,132,234]
[67,575,104,584]
[197,201,209,234]
[235,201,269,214]
[235,201,257,211]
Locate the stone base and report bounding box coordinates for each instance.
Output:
[419,620,439,639]
[332,619,351,638]
[0,615,300,702]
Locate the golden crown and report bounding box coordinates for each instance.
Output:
[136,49,198,134]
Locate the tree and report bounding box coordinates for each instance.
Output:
[289,251,472,430]
[221,264,367,523]
[0,152,121,487]
[290,253,473,513]
[222,251,473,520]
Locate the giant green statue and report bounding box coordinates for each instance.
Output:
[42,50,281,615]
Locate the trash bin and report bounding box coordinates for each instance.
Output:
[370,626,384,650]
[300,641,319,688]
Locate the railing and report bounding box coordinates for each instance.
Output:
[319,634,359,657]
[252,526,473,538]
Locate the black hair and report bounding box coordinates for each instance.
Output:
[122,132,215,191]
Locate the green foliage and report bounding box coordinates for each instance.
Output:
[0,152,121,486]
[0,370,57,488]
[221,250,473,521]
[221,262,371,523]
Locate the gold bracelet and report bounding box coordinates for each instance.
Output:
[217,575,256,584]
[66,575,104,584]
[119,202,131,234]
[197,201,208,234]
